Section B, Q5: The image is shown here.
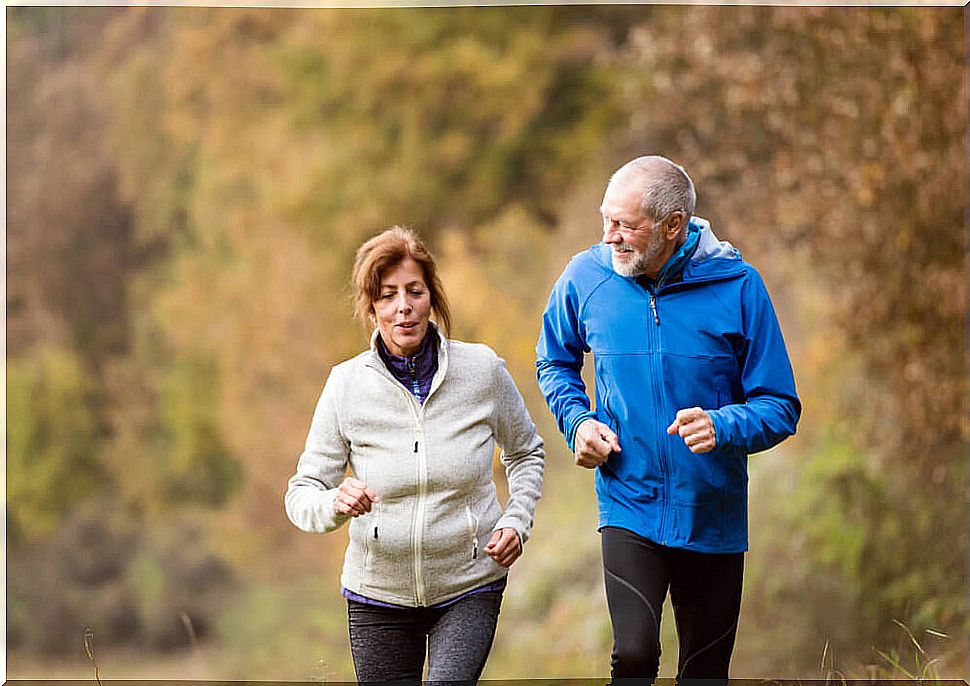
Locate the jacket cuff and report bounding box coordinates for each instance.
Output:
[286,486,350,533]
[707,408,727,449]
[565,411,598,452]
[493,515,529,545]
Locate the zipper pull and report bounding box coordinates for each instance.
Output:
[650,294,660,325]
[413,440,418,453]
[374,526,378,539]
[473,541,478,559]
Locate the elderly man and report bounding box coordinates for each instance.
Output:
[537,156,800,681]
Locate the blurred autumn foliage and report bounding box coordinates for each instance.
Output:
[6,5,965,680]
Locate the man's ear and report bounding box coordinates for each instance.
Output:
[666,211,685,239]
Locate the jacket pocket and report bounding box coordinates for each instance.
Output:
[358,502,381,575]
[600,383,621,443]
[465,506,480,560]
[358,465,378,572]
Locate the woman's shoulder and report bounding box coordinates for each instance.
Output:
[445,339,507,384]
[446,338,500,364]
[324,349,377,384]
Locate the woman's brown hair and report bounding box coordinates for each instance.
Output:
[352,226,452,336]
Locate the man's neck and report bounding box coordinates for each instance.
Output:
[642,239,683,280]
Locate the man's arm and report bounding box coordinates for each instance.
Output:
[536,269,598,451]
[706,269,801,454]
[536,266,620,468]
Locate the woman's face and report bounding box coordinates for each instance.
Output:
[373,257,433,358]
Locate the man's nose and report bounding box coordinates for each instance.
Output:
[603,222,622,243]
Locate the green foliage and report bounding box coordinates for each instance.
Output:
[8,504,237,654]
[6,348,104,545]
[794,431,879,583]
[212,578,354,680]
[260,8,625,241]
[158,359,242,507]
[874,621,948,681]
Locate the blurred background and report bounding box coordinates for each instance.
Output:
[5,5,966,681]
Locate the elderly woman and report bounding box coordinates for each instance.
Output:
[285,226,545,682]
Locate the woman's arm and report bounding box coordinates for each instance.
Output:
[489,355,545,546]
[284,366,354,533]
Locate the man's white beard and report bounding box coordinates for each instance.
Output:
[611,248,649,277]
[610,227,668,277]
[611,239,665,277]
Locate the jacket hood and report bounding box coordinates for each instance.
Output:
[689,216,739,263]
[682,216,743,282]
[589,216,742,282]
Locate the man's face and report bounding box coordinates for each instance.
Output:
[600,180,667,278]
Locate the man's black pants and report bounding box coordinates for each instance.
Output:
[601,526,744,683]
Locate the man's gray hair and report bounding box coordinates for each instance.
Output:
[611,156,697,223]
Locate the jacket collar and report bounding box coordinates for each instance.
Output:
[688,216,740,263]
[365,322,450,399]
[592,215,744,286]
[680,216,745,283]
[644,221,702,291]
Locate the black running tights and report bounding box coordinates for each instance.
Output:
[601,526,744,684]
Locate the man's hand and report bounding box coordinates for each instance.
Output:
[333,476,380,516]
[574,418,621,469]
[666,407,716,454]
[484,528,521,567]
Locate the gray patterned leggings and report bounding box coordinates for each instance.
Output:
[347,589,503,683]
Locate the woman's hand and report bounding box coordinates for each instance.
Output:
[484,528,521,567]
[333,477,380,517]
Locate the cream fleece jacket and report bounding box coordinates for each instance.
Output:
[284,328,545,607]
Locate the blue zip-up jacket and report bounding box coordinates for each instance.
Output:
[536,217,800,553]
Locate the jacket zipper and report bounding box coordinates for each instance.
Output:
[643,274,741,544]
[405,398,429,607]
[411,342,447,606]
[365,339,447,607]
[647,289,670,544]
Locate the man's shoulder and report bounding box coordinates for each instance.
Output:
[689,257,778,315]
[722,258,770,290]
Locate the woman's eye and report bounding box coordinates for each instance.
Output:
[409,289,425,297]
[380,293,395,300]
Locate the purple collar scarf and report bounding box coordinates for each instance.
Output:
[376,325,439,404]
